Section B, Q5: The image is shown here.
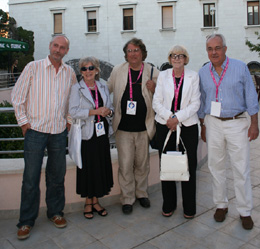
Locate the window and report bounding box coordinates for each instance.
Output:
[87,11,97,32]
[123,8,133,30]
[203,3,215,27]
[50,8,66,35]
[157,1,177,31]
[119,2,137,33]
[162,6,173,29]
[247,1,259,25]
[54,13,62,34]
[83,5,100,34]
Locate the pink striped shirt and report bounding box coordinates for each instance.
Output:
[11,56,77,134]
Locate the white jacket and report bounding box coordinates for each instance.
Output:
[152,68,200,127]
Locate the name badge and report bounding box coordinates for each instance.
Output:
[95,121,105,137]
[126,100,137,115]
[210,101,221,117]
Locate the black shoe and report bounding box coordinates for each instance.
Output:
[122,204,133,214]
[138,198,150,208]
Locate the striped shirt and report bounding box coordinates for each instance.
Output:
[11,56,77,134]
[198,57,259,118]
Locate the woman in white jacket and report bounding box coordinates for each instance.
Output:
[69,57,114,219]
[152,45,200,218]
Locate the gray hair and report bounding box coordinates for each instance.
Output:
[79,56,101,81]
[168,45,190,65]
[206,34,226,47]
[50,35,70,48]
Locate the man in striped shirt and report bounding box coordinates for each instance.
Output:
[198,33,259,230]
[11,35,77,240]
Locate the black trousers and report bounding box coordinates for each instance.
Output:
[156,122,198,215]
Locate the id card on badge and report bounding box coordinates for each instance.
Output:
[126,100,137,115]
[95,121,105,137]
[210,101,221,117]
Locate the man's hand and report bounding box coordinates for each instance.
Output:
[201,125,206,143]
[248,113,259,141]
[21,123,31,136]
[66,123,71,132]
[146,80,156,93]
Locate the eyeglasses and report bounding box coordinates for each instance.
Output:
[207,46,224,53]
[127,48,140,53]
[81,66,95,71]
[170,54,186,60]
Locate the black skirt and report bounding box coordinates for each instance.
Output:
[76,119,113,198]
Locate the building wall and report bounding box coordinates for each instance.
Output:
[9,0,260,71]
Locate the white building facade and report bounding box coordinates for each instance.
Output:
[9,0,260,71]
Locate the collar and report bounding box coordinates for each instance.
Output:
[44,56,66,70]
[211,56,228,72]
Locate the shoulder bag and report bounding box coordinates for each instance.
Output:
[68,119,82,169]
[68,83,83,169]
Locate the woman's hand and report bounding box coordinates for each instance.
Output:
[96,107,111,117]
[166,116,179,131]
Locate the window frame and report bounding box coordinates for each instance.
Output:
[157,0,177,32]
[83,4,100,35]
[247,1,260,26]
[50,7,66,35]
[119,2,137,33]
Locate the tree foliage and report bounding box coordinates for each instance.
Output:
[245,32,260,57]
[0,101,24,158]
[0,9,34,72]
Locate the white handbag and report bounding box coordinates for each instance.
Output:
[68,119,82,169]
[160,125,189,181]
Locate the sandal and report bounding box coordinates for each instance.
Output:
[183,214,195,219]
[84,204,94,219]
[162,211,173,217]
[93,202,108,216]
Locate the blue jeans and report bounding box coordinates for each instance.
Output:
[17,129,67,228]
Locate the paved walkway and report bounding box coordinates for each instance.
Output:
[1,134,260,249]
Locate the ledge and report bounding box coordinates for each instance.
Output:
[0,140,207,218]
[0,149,158,175]
[159,28,176,32]
[200,26,219,31]
[244,25,260,29]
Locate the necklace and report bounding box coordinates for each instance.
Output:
[88,85,95,90]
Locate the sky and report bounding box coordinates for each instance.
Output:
[0,0,9,12]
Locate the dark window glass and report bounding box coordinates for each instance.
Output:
[248,2,259,25]
[123,8,133,30]
[87,11,97,32]
[203,3,215,27]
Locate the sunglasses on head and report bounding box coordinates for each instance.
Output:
[81,66,95,71]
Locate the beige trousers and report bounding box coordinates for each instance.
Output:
[115,130,150,205]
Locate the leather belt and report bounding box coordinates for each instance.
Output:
[215,112,244,121]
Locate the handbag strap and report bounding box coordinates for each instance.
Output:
[162,125,187,152]
[150,65,154,80]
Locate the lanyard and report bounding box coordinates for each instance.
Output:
[172,70,184,112]
[86,82,100,122]
[209,57,229,102]
[128,63,144,101]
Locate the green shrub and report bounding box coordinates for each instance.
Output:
[0,101,24,158]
